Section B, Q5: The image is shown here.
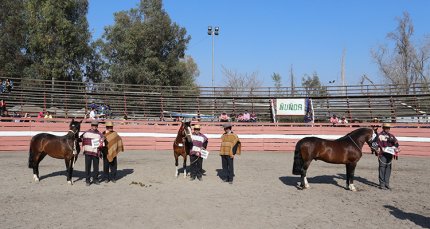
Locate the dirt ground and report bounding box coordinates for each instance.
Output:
[0,150,429,229]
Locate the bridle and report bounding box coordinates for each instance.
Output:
[348,130,378,153]
[67,125,80,155]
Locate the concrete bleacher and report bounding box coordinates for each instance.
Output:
[2,77,430,124]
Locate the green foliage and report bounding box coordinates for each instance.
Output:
[99,0,196,87]
[0,0,29,78]
[23,0,91,81]
[271,73,281,88]
[301,72,328,97]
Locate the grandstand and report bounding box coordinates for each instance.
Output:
[1,77,430,123]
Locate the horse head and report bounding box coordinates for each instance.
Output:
[182,119,192,143]
[69,119,82,138]
[367,128,379,154]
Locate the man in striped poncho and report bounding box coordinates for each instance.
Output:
[81,120,104,186]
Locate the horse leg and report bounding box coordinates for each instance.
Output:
[174,153,179,177]
[65,158,73,185]
[33,153,47,182]
[346,163,357,191]
[183,154,187,178]
[300,161,311,189]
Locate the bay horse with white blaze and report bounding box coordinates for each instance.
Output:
[173,120,192,177]
[292,127,378,191]
[28,119,82,184]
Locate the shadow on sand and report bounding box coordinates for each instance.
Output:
[279,173,379,190]
[39,168,134,182]
[384,205,430,228]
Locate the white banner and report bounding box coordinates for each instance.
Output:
[91,139,100,149]
[276,99,306,116]
[200,149,209,159]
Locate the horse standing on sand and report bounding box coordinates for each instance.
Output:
[292,127,378,191]
[28,119,82,184]
[173,120,192,177]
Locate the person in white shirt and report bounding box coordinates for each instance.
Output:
[89,108,96,120]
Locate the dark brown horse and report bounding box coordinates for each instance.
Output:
[28,119,82,184]
[173,120,192,177]
[292,128,378,191]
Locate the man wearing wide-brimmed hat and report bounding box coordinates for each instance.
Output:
[80,120,104,186]
[189,124,208,181]
[219,123,241,184]
[376,122,400,190]
[102,121,124,183]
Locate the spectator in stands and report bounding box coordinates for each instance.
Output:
[89,102,98,110]
[1,110,11,121]
[37,111,44,119]
[159,114,165,122]
[13,112,21,122]
[89,108,97,120]
[371,117,380,132]
[242,110,250,122]
[339,116,348,124]
[250,112,257,122]
[44,111,53,119]
[304,112,313,123]
[0,99,6,116]
[219,112,230,122]
[237,113,244,122]
[0,79,3,93]
[4,79,13,93]
[230,112,236,122]
[330,114,339,126]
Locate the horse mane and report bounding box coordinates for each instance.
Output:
[337,128,370,141]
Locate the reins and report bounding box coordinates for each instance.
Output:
[67,129,78,155]
[348,135,362,151]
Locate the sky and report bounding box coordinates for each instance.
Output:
[87,0,430,87]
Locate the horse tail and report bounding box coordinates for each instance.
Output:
[292,140,304,175]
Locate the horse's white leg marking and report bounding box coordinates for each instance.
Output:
[175,166,179,177]
[183,168,187,178]
[349,184,357,191]
[33,174,39,182]
[304,177,310,188]
[67,180,73,185]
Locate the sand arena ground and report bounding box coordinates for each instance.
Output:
[0,150,429,229]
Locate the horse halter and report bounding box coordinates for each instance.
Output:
[348,130,378,152]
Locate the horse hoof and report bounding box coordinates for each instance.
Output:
[348,184,357,191]
[67,181,73,185]
[33,175,39,182]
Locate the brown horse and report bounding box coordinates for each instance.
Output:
[292,127,378,191]
[28,119,82,184]
[173,120,192,177]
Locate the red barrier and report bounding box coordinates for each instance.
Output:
[1,120,430,156]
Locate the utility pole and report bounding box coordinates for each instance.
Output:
[341,48,346,95]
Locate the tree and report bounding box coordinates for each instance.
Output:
[0,0,29,79]
[271,72,283,95]
[221,66,262,96]
[301,72,327,97]
[23,0,91,81]
[100,0,195,87]
[372,11,430,94]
